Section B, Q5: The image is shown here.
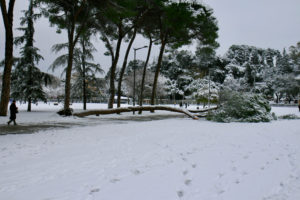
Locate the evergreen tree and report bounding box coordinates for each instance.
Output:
[12,0,49,112]
[277,49,293,73]
[289,42,300,70]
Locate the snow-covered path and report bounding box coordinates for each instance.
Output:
[1,106,300,200]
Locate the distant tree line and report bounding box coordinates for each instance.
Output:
[160,43,300,104]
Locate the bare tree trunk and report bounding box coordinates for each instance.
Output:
[117,28,137,108]
[150,39,166,107]
[27,0,34,112]
[0,0,15,116]
[27,97,31,112]
[108,23,123,109]
[64,29,75,114]
[138,37,153,114]
[81,39,87,110]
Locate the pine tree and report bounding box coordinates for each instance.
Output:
[12,0,48,112]
[277,49,293,73]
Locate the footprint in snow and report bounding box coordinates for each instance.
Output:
[242,171,248,176]
[183,170,189,176]
[132,169,141,175]
[182,157,188,162]
[110,178,121,183]
[192,164,197,168]
[177,190,184,198]
[218,173,224,179]
[184,179,192,186]
[89,188,100,194]
[214,185,225,195]
[231,166,237,172]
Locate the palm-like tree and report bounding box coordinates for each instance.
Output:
[50,33,104,110]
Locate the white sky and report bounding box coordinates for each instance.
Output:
[1,0,300,76]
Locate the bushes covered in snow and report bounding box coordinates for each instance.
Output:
[207,90,274,122]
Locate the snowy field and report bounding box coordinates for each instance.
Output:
[0,103,300,200]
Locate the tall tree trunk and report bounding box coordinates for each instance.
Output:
[27,63,33,112]
[117,28,137,108]
[81,39,87,110]
[108,23,123,109]
[138,37,153,114]
[150,39,166,106]
[27,97,31,112]
[27,0,34,112]
[64,29,75,113]
[0,0,15,116]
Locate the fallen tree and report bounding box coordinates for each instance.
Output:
[73,105,200,119]
[188,106,218,113]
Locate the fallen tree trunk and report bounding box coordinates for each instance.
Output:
[188,106,218,113]
[73,105,198,119]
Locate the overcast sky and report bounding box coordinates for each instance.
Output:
[1,0,300,76]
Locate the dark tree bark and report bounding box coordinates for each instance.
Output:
[138,37,153,114]
[64,24,76,112]
[0,0,15,116]
[26,0,34,112]
[108,22,123,109]
[63,13,84,114]
[27,97,32,112]
[150,35,167,106]
[81,39,87,110]
[117,27,137,108]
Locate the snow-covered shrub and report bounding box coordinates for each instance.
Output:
[185,78,220,104]
[207,90,274,122]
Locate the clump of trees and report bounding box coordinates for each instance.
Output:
[159,43,300,106]
[0,0,219,116]
[2,0,298,119]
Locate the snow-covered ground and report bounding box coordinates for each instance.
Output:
[0,103,300,200]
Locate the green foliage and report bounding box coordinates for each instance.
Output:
[207,90,274,123]
[11,0,53,106]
